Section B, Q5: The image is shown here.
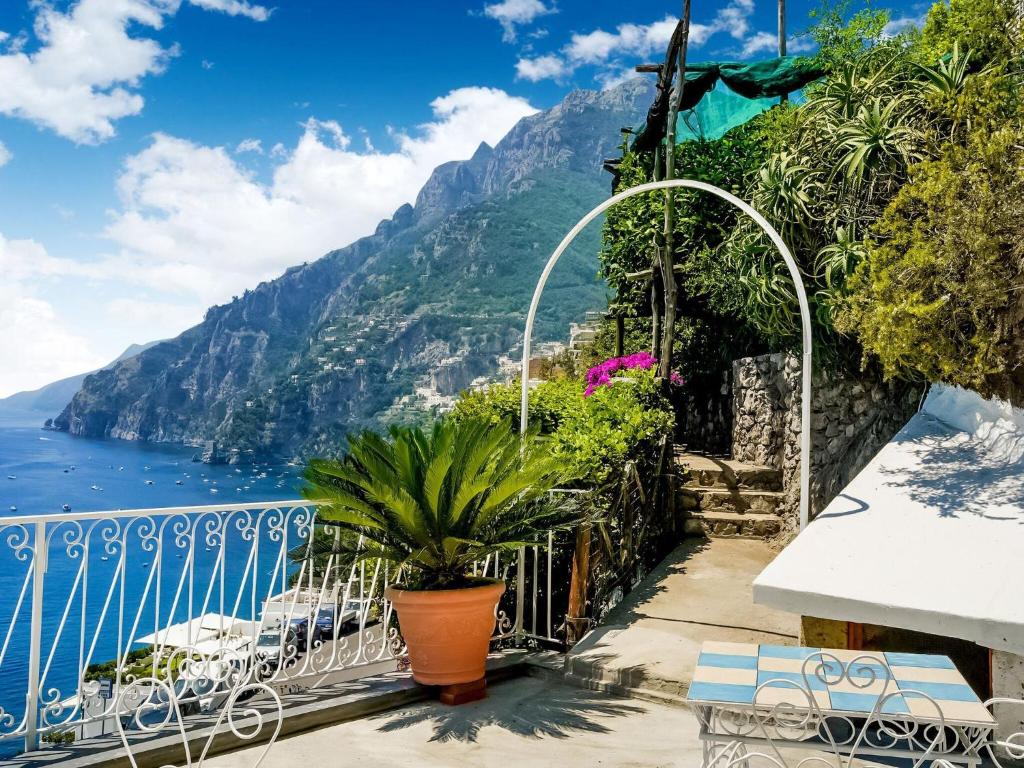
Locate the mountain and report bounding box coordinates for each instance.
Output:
[53,80,763,460]
[0,341,160,416]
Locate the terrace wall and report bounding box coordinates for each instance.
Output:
[731,352,924,534]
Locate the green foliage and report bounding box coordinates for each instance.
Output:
[806,1,890,73]
[839,127,1024,391]
[599,119,773,382]
[452,368,674,487]
[598,0,1024,398]
[918,0,1018,65]
[559,369,674,484]
[302,416,581,590]
[84,645,154,682]
[42,730,75,745]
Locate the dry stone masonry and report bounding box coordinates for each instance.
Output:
[731,352,924,536]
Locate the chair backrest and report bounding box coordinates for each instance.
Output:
[115,643,282,768]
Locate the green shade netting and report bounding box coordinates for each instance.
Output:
[633,56,824,152]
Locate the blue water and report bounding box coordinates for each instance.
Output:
[0,410,302,515]
[0,410,307,754]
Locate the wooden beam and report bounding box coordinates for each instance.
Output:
[635,63,662,73]
[779,0,788,104]
[565,524,592,645]
[625,263,689,282]
[657,0,691,383]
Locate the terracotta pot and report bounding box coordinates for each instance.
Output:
[385,580,505,685]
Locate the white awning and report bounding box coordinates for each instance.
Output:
[136,613,254,649]
[754,385,1024,655]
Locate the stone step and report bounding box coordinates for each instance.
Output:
[674,452,782,492]
[683,511,783,539]
[678,487,785,517]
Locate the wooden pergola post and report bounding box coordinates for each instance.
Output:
[657,1,692,382]
[779,0,788,104]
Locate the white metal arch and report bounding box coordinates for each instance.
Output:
[520,179,814,531]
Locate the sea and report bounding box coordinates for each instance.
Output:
[0,409,305,755]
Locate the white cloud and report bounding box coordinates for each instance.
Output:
[186,0,271,21]
[786,36,817,54]
[482,0,554,42]
[740,30,816,58]
[518,0,757,83]
[515,54,569,82]
[741,31,779,58]
[0,234,106,397]
[235,137,263,154]
[0,140,10,167]
[717,0,755,40]
[100,86,537,310]
[882,14,926,39]
[564,16,677,66]
[0,0,270,144]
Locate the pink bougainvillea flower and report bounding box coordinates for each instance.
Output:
[584,352,663,397]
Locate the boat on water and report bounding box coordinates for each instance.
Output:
[62,504,71,511]
[90,485,102,491]
[6,475,15,480]
[145,480,154,485]
[175,480,183,485]
[9,506,16,512]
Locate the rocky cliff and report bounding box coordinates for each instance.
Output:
[53,80,757,459]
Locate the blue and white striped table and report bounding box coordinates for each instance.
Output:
[687,641,995,767]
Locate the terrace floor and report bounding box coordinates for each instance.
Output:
[207,675,703,768]
[565,538,800,702]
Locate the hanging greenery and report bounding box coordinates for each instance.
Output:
[601,0,1024,402]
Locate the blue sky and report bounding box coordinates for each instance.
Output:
[0,0,926,396]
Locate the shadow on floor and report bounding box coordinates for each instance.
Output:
[371,678,646,744]
[600,538,710,626]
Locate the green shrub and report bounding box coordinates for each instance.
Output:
[839,127,1024,392]
[453,367,673,486]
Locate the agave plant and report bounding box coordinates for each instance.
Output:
[302,416,581,590]
[833,96,925,185]
[915,42,972,100]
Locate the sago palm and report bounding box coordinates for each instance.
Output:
[302,416,580,590]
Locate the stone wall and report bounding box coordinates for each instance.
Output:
[680,371,732,455]
[732,352,924,534]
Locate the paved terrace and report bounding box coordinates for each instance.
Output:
[13,538,812,768]
[566,538,800,702]
[208,676,702,768]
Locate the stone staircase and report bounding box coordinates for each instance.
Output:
[675,452,786,539]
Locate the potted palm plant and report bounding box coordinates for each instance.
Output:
[303,416,578,690]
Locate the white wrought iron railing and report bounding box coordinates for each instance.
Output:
[0,499,567,755]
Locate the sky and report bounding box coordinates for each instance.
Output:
[0,0,927,398]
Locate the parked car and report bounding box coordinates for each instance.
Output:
[288,615,310,646]
[311,607,336,643]
[337,598,372,629]
[254,626,298,669]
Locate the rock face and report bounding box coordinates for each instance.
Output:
[53,79,664,458]
[731,352,925,535]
